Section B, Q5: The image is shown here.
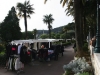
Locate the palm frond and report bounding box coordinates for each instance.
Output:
[16,0,34,18]
[62,0,67,7]
[24,1,27,6]
[16,2,25,15]
[66,7,74,16]
[16,3,24,10]
[27,10,34,14]
[60,0,64,4]
[17,11,23,18]
[60,0,69,7]
[64,0,74,17]
[43,19,47,22]
[27,0,30,5]
[44,0,47,4]
[27,15,31,18]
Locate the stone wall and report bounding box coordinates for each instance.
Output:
[90,45,100,75]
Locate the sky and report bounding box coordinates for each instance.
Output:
[0,0,73,32]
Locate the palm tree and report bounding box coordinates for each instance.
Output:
[60,0,84,56]
[33,29,37,39]
[44,0,84,56]
[74,0,84,56]
[44,0,69,6]
[16,0,34,39]
[43,14,54,38]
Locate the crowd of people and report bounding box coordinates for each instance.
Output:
[5,43,31,73]
[5,42,64,74]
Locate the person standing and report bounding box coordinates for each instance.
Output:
[19,45,27,72]
[90,36,96,48]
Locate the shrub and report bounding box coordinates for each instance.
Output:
[0,54,6,66]
[71,40,76,43]
[74,42,89,53]
[63,57,91,75]
[83,43,88,52]
[0,44,5,53]
[0,43,6,66]
[74,72,92,75]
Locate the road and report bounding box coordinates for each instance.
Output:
[0,45,75,75]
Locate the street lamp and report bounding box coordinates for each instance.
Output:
[94,0,100,53]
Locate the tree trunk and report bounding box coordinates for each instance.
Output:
[81,2,84,46]
[83,16,87,41]
[48,24,51,38]
[24,10,27,39]
[74,0,83,57]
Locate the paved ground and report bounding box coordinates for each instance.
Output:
[0,44,75,75]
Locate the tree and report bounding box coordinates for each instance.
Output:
[0,6,22,42]
[74,0,84,56]
[63,25,68,34]
[44,0,84,56]
[67,30,75,38]
[33,29,37,39]
[22,31,33,39]
[16,0,34,39]
[60,0,84,56]
[60,33,66,39]
[55,33,60,39]
[51,32,56,39]
[65,22,75,30]
[43,14,54,38]
[40,34,48,39]
[64,0,97,40]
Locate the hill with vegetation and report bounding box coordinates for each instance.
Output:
[37,25,64,35]
[37,22,75,35]
[21,22,75,39]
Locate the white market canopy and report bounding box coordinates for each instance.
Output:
[11,39,62,44]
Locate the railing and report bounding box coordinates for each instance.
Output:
[90,45,100,75]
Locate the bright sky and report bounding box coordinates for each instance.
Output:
[0,0,73,32]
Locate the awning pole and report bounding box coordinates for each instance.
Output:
[49,42,50,48]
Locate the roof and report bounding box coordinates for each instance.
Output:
[11,39,61,44]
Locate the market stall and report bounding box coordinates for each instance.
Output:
[11,39,60,49]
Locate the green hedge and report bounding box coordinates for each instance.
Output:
[0,44,5,53]
[0,54,6,66]
[83,42,89,52]
[0,43,6,66]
